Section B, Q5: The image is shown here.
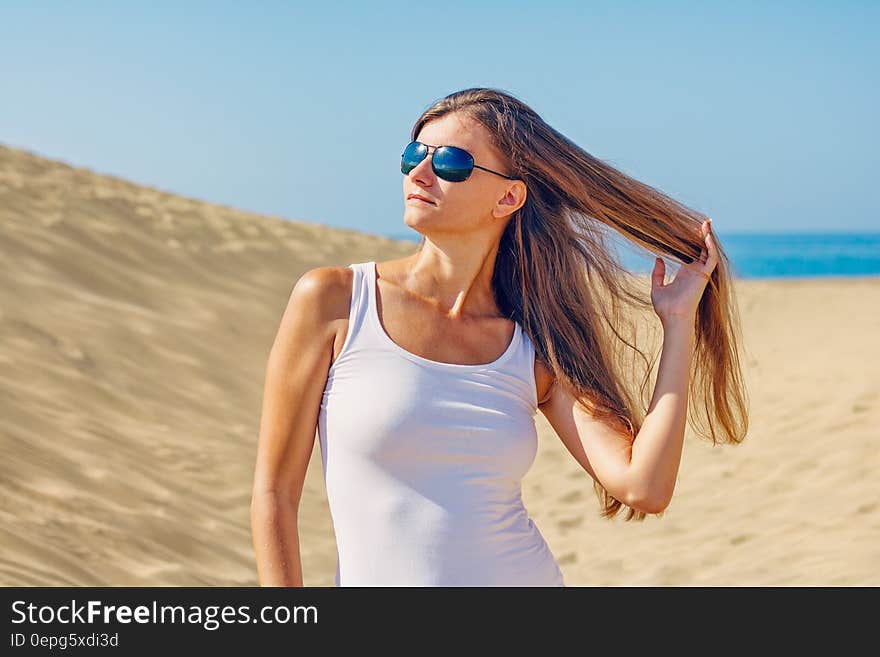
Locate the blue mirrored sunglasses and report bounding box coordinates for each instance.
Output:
[401,141,516,182]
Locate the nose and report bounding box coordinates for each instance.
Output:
[408,145,435,183]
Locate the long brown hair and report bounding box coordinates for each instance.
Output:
[409,87,749,521]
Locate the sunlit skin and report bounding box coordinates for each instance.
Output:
[351,112,534,370]
[399,112,528,323]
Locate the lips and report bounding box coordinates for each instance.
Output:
[407,194,434,204]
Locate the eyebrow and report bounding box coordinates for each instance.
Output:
[419,141,474,152]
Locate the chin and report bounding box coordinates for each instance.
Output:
[403,211,432,232]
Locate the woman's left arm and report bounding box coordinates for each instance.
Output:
[538,219,717,514]
[630,218,717,510]
[627,316,696,512]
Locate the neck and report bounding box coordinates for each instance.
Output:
[404,235,502,319]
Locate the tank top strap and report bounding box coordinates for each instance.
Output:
[336,261,385,357]
[495,313,533,408]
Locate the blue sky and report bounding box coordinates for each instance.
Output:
[1,1,876,238]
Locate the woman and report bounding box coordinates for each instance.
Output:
[251,87,749,587]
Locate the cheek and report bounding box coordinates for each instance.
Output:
[461,185,499,215]
[442,195,495,229]
[443,181,493,208]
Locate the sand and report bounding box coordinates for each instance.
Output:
[1,143,877,586]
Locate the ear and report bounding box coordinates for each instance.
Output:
[493,180,528,219]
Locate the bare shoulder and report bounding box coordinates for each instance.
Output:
[289,265,353,323]
[298,265,359,367]
[270,265,353,359]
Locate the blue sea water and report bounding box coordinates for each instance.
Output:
[383,230,880,280]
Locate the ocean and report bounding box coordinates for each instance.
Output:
[383,231,880,280]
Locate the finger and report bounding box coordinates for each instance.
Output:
[704,229,719,270]
[699,220,711,263]
[652,256,666,288]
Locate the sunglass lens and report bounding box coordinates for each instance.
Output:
[433,146,473,182]
[401,141,427,174]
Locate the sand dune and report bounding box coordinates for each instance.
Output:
[1,144,877,586]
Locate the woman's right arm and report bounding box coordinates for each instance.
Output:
[250,266,350,586]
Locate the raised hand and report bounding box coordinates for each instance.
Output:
[650,219,718,324]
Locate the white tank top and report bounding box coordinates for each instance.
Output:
[317,261,565,586]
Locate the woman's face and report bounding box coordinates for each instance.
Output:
[402,112,522,237]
